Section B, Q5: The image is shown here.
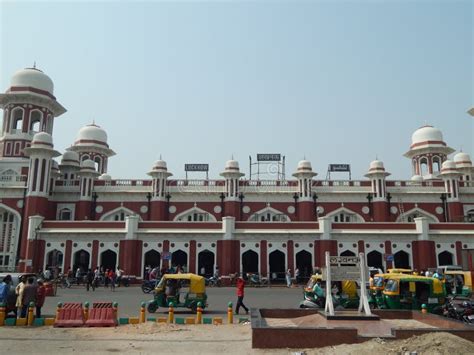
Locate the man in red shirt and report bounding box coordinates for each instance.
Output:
[235,275,249,315]
[36,280,47,318]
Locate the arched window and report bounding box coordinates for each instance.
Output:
[174,207,217,222]
[396,208,439,223]
[248,207,290,222]
[465,209,474,223]
[29,110,42,132]
[432,156,441,174]
[59,208,72,221]
[11,107,24,132]
[81,154,90,162]
[100,207,141,222]
[94,156,102,173]
[326,207,364,223]
[420,157,428,176]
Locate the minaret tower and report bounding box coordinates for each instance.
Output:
[364,159,390,221]
[453,152,473,187]
[440,160,463,222]
[0,67,66,161]
[75,159,100,220]
[292,160,317,221]
[220,159,244,219]
[148,159,173,220]
[404,125,454,180]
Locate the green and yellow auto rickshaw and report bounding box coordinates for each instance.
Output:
[387,268,414,275]
[444,271,473,298]
[299,274,359,309]
[369,273,392,306]
[147,273,208,313]
[379,274,446,313]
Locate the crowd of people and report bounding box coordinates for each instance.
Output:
[144,264,187,282]
[0,275,46,319]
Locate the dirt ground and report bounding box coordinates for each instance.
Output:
[0,324,472,354]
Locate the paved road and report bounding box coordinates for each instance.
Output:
[42,284,304,318]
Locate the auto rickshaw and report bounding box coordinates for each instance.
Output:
[369,273,392,306]
[299,274,359,309]
[378,274,446,313]
[387,268,413,275]
[147,273,207,313]
[444,270,473,298]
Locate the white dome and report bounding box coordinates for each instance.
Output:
[98,173,111,180]
[10,67,54,94]
[411,175,423,182]
[454,152,472,166]
[76,124,108,144]
[411,125,443,146]
[60,151,80,166]
[441,160,457,170]
[225,159,240,170]
[369,160,384,170]
[31,132,53,146]
[154,160,167,169]
[81,159,96,170]
[297,160,312,170]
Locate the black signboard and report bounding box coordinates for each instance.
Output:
[185,164,209,172]
[257,154,281,161]
[329,164,350,172]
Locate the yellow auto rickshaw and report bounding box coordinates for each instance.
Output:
[387,268,413,275]
[444,270,473,298]
[300,274,359,309]
[147,273,207,313]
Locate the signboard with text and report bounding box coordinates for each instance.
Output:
[257,154,281,161]
[184,164,209,172]
[329,164,351,172]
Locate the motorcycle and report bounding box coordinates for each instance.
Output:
[442,296,474,323]
[247,273,268,287]
[206,276,221,287]
[141,279,156,294]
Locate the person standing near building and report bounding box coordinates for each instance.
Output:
[235,275,249,315]
[35,280,46,318]
[295,268,300,285]
[116,266,123,287]
[86,269,95,291]
[21,277,37,318]
[15,276,26,318]
[0,275,12,306]
[286,269,292,288]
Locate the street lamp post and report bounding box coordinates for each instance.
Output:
[312,193,318,220]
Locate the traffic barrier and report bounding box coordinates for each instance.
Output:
[157,317,167,323]
[0,302,5,326]
[54,302,85,327]
[227,302,233,324]
[140,302,146,323]
[16,318,27,326]
[213,317,223,325]
[175,317,185,324]
[33,318,45,326]
[185,317,195,325]
[129,317,139,325]
[196,302,202,324]
[421,304,428,314]
[147,317,156,322]
[44,318,55,326]
[85,302,117,327]
[119,317,129,325]
[203,317,212,324]
[4,318,16,326]
[27,302,34,326]
[168,302,174,323]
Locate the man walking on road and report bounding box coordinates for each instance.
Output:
[235,275,249,315]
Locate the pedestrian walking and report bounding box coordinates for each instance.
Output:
[295,268,300,284]
[235,275,249,315]
[35,280,46,318]
[116,266,124,287]
[108,269,116,291]
[75,267,81,285]
[86,269,95,291]
[286,269,292,288]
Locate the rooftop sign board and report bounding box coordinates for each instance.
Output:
[257,154,281,161]
[185,164,209,172]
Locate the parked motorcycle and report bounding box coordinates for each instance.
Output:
[247,273,268,287]
[206,276,221,287]
[442,296,474,323]
[141,279,156,294]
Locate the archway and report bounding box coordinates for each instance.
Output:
[367,250,384,271]
[198,250,215,277]
[100,249,117,271]
[73,249,90,273]
[242,250,258,276]
[269,250,286,280]
[438,251,454,266]
[171,249,188,270]
[46,249,63,271]
[394,250,410,269]
[340,250,356,266]
[295,250,312,282]
[144,250,161,269]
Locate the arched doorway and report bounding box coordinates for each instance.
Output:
[242,250,258,276]
[269,250,285,281]
[367,250,384,271]
[100,250,117,271]
[394,251,410,269]
[340,250,356,265]
[438,251,454,266]
[46,249,63,271]
[198,250,215,277]
[171,249,188,270]
[295,250,312,282]
[144,250,161,270]
[73,249,90,273]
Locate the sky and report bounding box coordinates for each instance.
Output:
[1,0,473,180]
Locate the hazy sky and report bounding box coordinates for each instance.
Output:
[1,0,473,180]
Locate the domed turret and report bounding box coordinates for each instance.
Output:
[60,151,80,167]
[453,152,472,168]
[75,124,108,145]
[148,158,172,201]
[9,67,54,95]
[411,125,443,147]
[80,159,96,172]
[98,173,112,180]
[31,132,53,147]
[410,174,423,182]
[225,159,240,170]
[150,159,169,172]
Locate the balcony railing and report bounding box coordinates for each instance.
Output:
[0,174,27,187]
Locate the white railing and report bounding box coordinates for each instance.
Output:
[0,174,27,187]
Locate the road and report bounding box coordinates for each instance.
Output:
[42,284,304,318]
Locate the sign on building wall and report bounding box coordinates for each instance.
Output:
[328,164,351,172]
[257,154,281,161]
[184,164,209,172]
